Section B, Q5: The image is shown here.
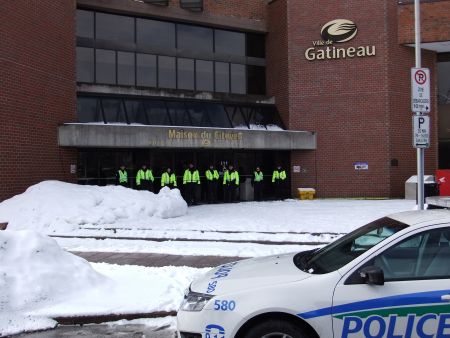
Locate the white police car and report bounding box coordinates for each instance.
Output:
[177,210,450,338]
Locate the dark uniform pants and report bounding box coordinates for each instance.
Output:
[254,181,263,201]
[206,180,218,203]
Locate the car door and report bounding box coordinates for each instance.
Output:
[332,225,450,338]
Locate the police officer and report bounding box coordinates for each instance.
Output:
[224,164,239,203]
[272,165,287,200]
[116,165,128,187]
[205,164,220,204]
[183,163,201,205]
[161,167,177,189]
[136,164,155,192]
[253,166,264,201]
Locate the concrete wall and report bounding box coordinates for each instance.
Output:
[58,124,317,150]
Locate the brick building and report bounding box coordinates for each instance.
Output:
[1,0,450,201]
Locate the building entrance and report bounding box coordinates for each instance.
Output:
[77,149,291,201]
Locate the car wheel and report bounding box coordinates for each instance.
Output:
[243,319,312,338]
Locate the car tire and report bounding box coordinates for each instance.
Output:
[243,319,313,338]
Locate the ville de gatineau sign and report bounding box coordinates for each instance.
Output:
[305,19,376,61]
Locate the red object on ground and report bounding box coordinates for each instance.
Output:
[436,170,450,196]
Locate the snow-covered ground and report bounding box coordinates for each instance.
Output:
[0,181,418,335]
[0,230,206,336]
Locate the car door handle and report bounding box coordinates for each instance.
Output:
[441,295,450,302]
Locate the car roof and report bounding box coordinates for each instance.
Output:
[388,209,450,227]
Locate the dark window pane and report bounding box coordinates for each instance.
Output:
[215,62,229,93]
[177,24,213,53]
[231,64,246,94]
[76,10,94,39]
[76,47,94,83]
[136,54,157,87]
[117,52,135,86]
[158,56,176,89]
[167,102,191,126]
[96,12,134,43]
[77,97,103,123]
[146,101,171,125]
[247,33,266,58]
[125,100,148,125]
[196,60,213,92]
[186,102,211,127]
[215,30,245,56]
[96,49,116,84]
[101,99,127,124]
[136,19,175,50]
[177,58,194,90]
[206,104,232,128]
[226,106,247,128]
[247,65,266,95]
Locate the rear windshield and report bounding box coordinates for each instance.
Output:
[294,217,409,274]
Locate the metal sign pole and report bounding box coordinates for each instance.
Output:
[415,0,425,210]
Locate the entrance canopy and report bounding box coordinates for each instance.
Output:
[58,124,316,150]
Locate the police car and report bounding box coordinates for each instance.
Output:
[177,210,450,338]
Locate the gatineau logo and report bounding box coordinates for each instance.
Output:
[304,19,375,61]
[321,19,358,43]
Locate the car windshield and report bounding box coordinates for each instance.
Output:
[294,217,409,274]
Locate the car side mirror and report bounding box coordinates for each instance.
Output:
[359,266,384,286]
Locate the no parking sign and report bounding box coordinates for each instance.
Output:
[411,68,430,113]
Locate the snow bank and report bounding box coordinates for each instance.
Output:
[0,230,108,336]
[0,181,188,232]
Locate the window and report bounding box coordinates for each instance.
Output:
[77,97,103,123]
[195,60,213,92]
[136,54,157,87]
[215,30,245,56]
[96,49,116,84]
[177,24,213,53]
[76,10,267,95]
[177,58,195,90]
[76,47,94,83]
[76,10,94,39]
[246,33,266,58]
[101,99,128,124]
[215,62,229,93]
[117,52,135,86]
[293,217,409,274]
[136,19,176,50]
[96,13,134,43]
[186,102,211,127]
[372,227,450,281]
[125,100,148,125]
[167,102,191,126]
[206,104,232,128]
[146,100,171,125]
[158,56,176,89]
[77,96,283,129]
[247,65,266,95]
[230,64,246,94]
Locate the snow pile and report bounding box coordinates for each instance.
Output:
[0,181,188,232]
[0,230,108,336]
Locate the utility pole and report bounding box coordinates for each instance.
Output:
[415,0,425,210]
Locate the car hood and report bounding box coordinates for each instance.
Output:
[191,252,312,295]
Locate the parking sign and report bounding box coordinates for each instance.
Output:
[411,68,430,113]
[413,115,430,148]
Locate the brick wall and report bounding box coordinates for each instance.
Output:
[268,0,438,198]
[398,0,450,44]
[0,0,77,202]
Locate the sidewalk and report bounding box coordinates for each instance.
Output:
[71,251,244,268]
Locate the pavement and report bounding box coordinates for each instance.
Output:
[72,251,244,268]
[15,324,176,338]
